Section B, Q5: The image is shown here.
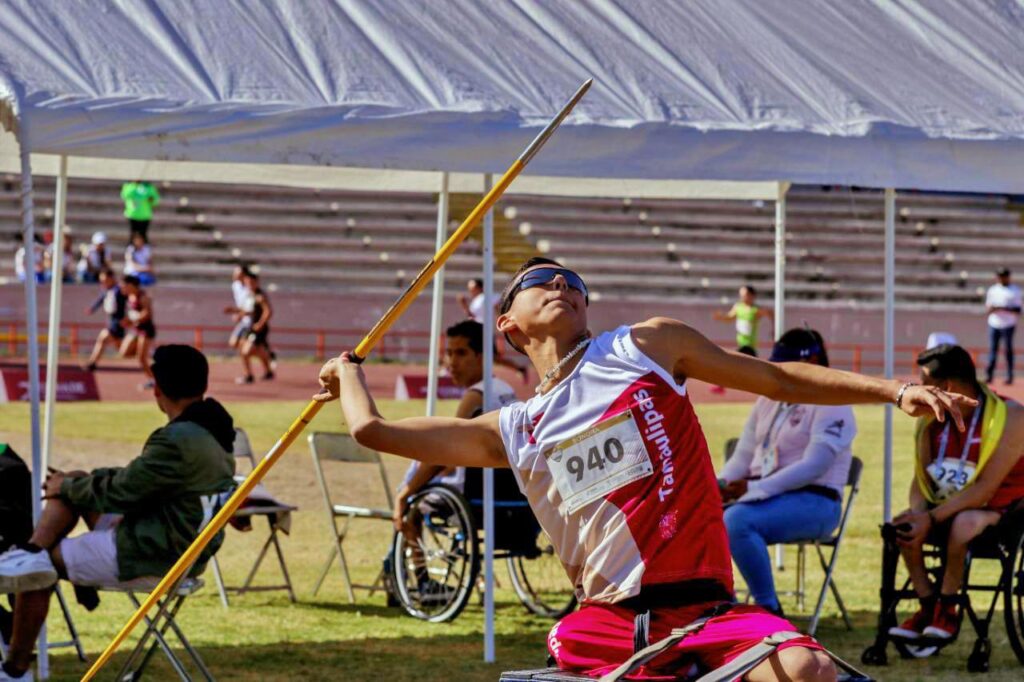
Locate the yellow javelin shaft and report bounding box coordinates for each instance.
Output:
[82,77,590,681]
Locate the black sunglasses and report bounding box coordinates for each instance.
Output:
[502,267,589,312]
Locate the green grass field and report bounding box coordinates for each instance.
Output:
[1,399,1021,681]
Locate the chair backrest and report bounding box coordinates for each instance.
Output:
[309,432,382,464]
[232,428,257,471]
[830,456,863,542]
[846,456,863,491]
[307,432,393,510]
[723,437,739,464]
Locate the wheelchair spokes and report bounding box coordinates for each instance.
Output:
[507,532,576,619]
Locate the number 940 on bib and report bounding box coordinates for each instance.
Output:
[544,410,654,515]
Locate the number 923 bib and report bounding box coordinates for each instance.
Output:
[543,410,654,515]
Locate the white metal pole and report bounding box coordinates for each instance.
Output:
[773,182,787,572]
[42,156,69,476]
[425,172,450,417]
[17,126,49,679]
[482,174,496,663]
[774,182,788,339]
[883,188,896,522]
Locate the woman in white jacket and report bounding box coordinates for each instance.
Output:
[719,328,856,615]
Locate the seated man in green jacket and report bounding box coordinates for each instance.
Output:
[0,345,236,682]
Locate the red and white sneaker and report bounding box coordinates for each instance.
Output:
[923,599,960,640]
[889,603,932,639]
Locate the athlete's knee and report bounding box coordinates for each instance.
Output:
[948,510,995,549]
[723,504,758,540]
[756,646,835,682]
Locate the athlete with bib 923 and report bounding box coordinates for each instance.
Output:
[315,258,975,681]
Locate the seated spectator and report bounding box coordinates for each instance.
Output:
[42,228,76,284]
[13,234,45,284]
[77,231,110,284]
[719,328,855,616]
[0,345,236,681]
[889,344,1024,643]
[124,232,156,286]
[83,267,127,372]
[392,320,517,600]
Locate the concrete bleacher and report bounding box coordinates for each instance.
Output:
[1,174,1021,308]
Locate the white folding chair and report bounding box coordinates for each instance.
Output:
[0,584,85,665]
[308,432,394,602]
[787,456,863,635]
[101,577,213,682]
[210,428,297,607]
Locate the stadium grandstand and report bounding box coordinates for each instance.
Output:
[3,175,1022,307]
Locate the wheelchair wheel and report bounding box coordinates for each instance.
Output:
[392,485,479,622]
[506,530,577,619]
[1003,527,1024,665]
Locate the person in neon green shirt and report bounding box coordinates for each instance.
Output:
[713,285,773,356]
[120,180,161,240]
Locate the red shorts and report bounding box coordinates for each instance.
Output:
[547,602,821,680]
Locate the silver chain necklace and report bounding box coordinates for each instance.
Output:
[536,337,591,395]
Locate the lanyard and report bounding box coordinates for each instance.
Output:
[935,393,984,475]
[761,402,796,452]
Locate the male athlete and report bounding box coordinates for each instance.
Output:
[315,257,972,680]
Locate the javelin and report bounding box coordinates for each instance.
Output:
[82,77,592,681]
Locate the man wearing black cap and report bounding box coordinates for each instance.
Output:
[0,345,236,681]
[984,267,1021,385]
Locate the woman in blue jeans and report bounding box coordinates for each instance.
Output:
[718,328,856,615]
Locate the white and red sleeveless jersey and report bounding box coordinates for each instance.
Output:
[498,325,733,604]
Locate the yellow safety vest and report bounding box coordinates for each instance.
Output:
[914,385,1006,504]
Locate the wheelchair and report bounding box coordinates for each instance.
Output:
[390,468,577,623]
[861,503,1024,672]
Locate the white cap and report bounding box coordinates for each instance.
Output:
[926,332,958,350]
[91,231,107,245]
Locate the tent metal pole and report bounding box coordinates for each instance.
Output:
[17,125,49,680]
[883,188,896,523]
[482,173,496,663]
[773,181,787,571]
[425,172,450,417]
[774,182,788,339]
[42,155,68,476]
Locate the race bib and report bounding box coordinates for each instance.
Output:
[927,461,976,502]
[544,410,653,515]
[736,319,753,336]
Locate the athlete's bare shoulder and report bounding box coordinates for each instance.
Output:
[630,317,704,375]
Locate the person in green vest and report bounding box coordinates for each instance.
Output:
[714,284,773,357]
[120,180,161,241]
[0,345,236,681]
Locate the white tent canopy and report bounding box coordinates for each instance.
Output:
[4,0,1024,674]
[3,1,1024,191]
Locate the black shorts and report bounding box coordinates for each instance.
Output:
[737,345,758,357]
[107,321,126,340]
[247,326,269,346]
[133,322,157,339]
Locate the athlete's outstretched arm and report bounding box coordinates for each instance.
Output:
[631,317,975,430]
[314,354,509,468]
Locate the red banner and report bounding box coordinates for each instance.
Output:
[394,374,464,401]
[0,365,100,402]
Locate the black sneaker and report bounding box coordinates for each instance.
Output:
[235,375,254,385]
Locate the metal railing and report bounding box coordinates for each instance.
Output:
[0,319,1001,374]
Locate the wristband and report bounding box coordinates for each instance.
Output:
[895,382,917,409]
